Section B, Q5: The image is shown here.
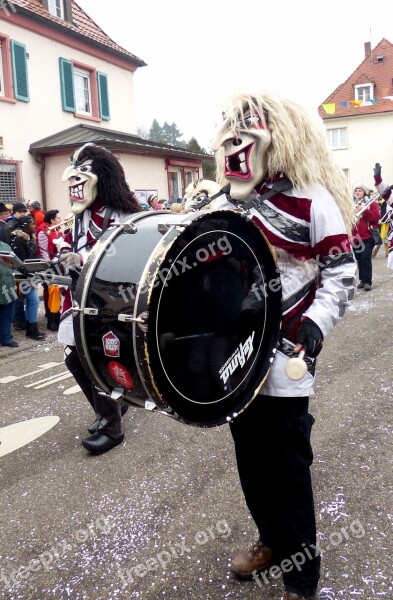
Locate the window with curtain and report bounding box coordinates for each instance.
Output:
[74,67,91,115]
[355,84,373,103]
[326,127,347,150]
[48,0,64,19]
[0,41,4,96]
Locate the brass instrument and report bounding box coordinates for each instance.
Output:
[45,214,74,234]
[354,192,380,220]
[379,206,393,224]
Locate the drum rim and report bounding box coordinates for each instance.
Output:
[75,210,162,397]
[137,209,282,426]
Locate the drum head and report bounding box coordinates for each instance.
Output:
[136,210,282,426]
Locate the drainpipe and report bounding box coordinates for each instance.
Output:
[33,152,47,211]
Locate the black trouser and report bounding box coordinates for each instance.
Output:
[354,237,374,285]
[64,345,122,438]
[230,395,320,597]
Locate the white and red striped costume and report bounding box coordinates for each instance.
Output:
[218,178,356,396]
[58,198,123,345]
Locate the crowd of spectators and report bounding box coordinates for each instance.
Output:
[0,200,63,348]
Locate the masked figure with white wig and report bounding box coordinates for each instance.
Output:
[211,91,357,600]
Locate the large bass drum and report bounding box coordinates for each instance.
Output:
[73,209,282,427]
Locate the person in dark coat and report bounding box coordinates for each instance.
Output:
[8,215,46,340]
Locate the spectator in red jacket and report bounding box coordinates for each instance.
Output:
[27,200,45,227]
[351,182,380,291]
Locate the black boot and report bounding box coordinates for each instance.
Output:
[47,313,59,331]
[26,322,46,340]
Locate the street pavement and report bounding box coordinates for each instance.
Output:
[0,255,392,600]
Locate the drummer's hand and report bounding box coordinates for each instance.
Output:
[58,252,82,273]
[295,319,323,357]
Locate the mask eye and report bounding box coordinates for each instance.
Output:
[244,114,260,128]
[78,164,92,173]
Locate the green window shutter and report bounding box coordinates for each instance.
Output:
[59,57,75,112]
[10,40,29,102]
[97,72,110,120]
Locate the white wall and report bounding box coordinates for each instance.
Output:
[325,112,393,190]
[0,19,137,202]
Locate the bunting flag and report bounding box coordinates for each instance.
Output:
[322,103,336,114]
[322,97,385,114]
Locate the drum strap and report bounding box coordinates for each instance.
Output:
[197,178,293,211]
[238,177,293,210]
[102,208,113,234]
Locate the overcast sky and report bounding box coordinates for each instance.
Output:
[77,0,391,150]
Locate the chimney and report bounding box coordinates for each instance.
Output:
[364,42,371,58]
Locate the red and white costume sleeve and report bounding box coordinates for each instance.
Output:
[218,178,357,396]
[58,199,123,346]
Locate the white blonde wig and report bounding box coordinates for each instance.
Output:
[183,178,221,212]
[212,91,354,234]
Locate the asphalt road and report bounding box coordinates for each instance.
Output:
[0,255,392,600]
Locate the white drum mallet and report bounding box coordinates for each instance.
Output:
[285,349,307,381]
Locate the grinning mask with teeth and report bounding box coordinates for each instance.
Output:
[62,145,98,214]
[213,98,272,200]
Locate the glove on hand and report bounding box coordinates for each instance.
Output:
[296,320,324,357]
[58,252,81,273]
[374,163,382,178]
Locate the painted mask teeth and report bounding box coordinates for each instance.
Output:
[238,151,248,174]
[69,183,85,200]
[225,148,249,175]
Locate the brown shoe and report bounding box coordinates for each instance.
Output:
[282,592,316,600]
[230,540,272,579]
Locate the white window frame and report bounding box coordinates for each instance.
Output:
[48,0,64,19]
[326,127,347,150]
[74,67,92,116]
[168,168,182,199]
[355,83,373,104]
[0,40,4,97]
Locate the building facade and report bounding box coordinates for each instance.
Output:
[0,0,211,215]
[319,38,393,189]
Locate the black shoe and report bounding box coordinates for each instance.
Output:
[82,432,124,455]
[1,341,19,348]
[26,322,46,340]
[87,418,100,435]
[13,322,27,330]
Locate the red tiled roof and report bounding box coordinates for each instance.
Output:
[318,38,393,120]
[9,0,146,66]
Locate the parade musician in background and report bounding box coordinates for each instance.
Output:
[351,182,380,291]
[58,143,141,455]
[211,91,356,600]
[373,162,393,259]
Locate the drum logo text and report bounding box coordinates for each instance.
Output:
[219,332,255,385]
[102,331,120,357]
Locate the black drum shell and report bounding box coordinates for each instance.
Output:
[73,209,282,427]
